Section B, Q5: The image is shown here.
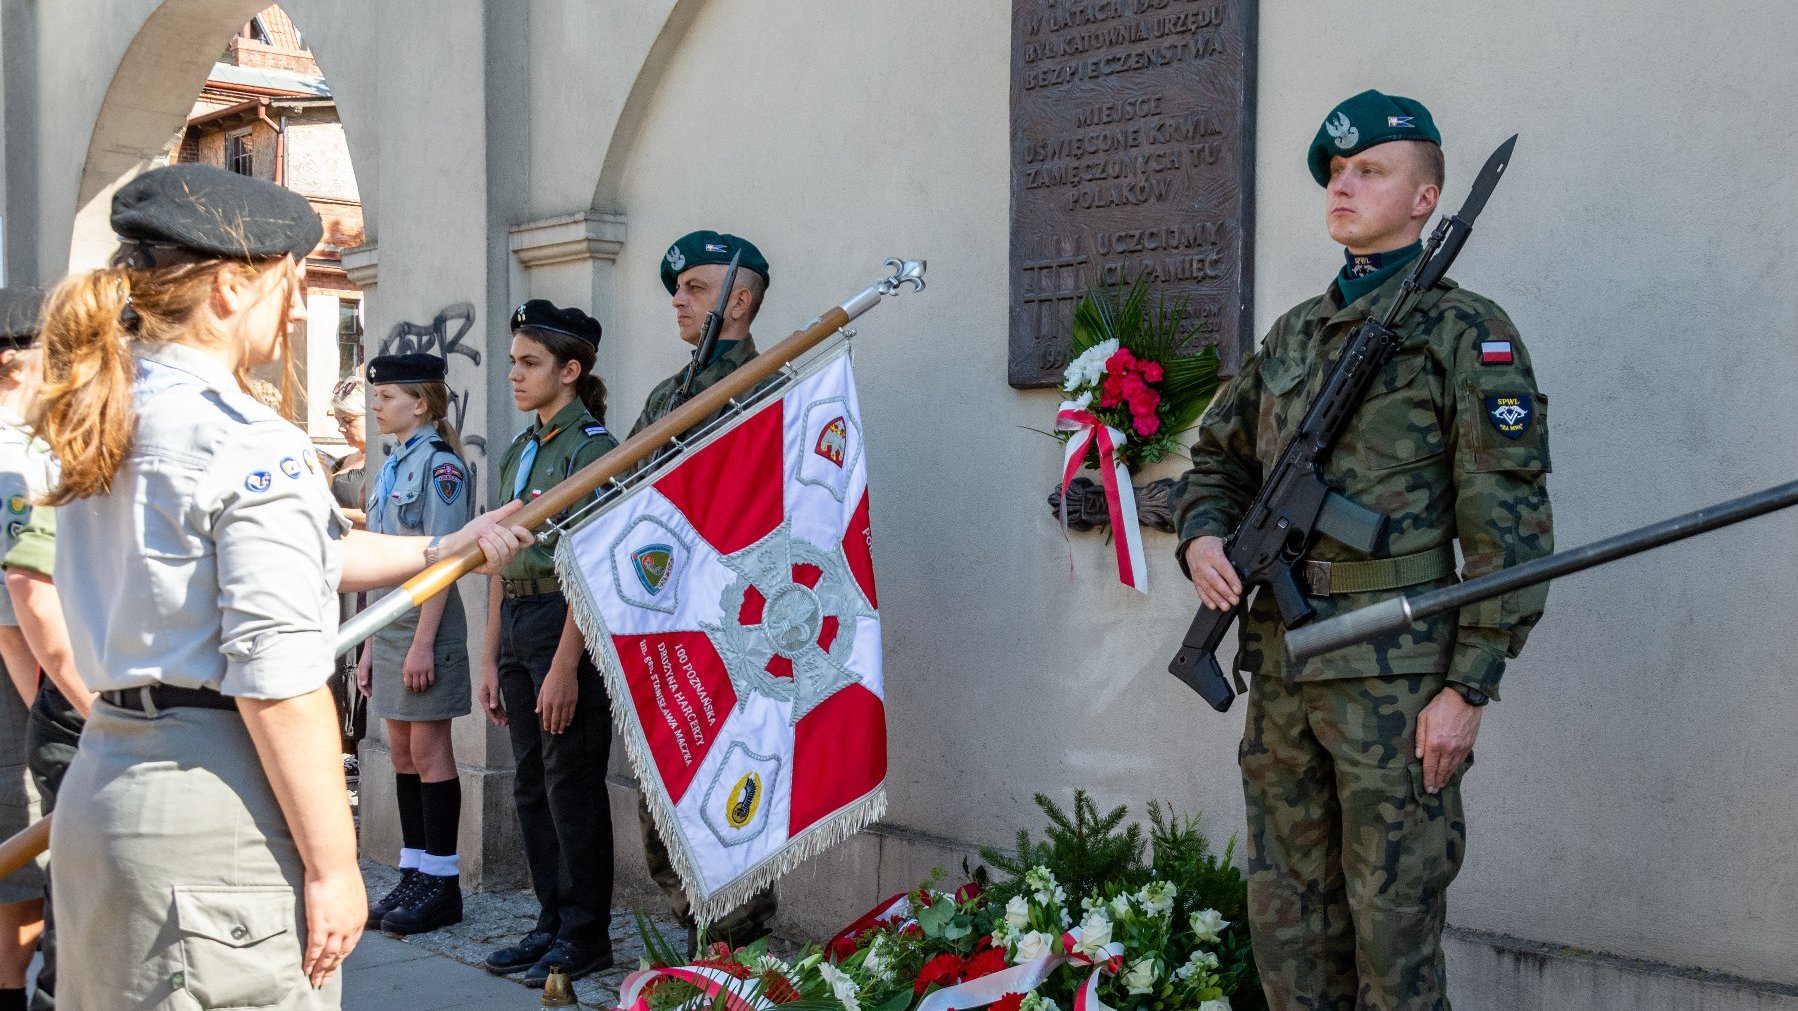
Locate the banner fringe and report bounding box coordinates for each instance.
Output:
[555,531,886,929]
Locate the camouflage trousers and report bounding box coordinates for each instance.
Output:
[637,794,778,948]
[1240,671,1468,1011]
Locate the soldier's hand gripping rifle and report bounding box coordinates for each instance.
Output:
[670,250,743,410]
[1168,136,1517,713]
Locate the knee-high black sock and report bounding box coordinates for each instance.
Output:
[395,772,426,857]
[420,776,462,877]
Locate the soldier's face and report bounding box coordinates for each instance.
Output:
[1325,145,1438,254]
[508,333,577,414]
[670,264,729,345]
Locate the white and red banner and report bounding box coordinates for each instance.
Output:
[557,346,886,924]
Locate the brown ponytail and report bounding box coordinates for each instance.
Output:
[32,249,292,503]
[519,325,608,424]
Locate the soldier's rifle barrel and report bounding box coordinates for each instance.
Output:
[1285,477,1798,663]
[334,258,927,659]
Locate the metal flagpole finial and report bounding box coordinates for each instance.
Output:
[878,259,925,296]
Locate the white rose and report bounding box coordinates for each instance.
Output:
[1189,908,1230,944]
[1136,880,1176,916]
[1123,957,1158,995]
[1005,894,1031,931]
[1013,930,1054,964]
[1108,894,1132,918]
[1074,910,1113,957]
[1197,1000,1231,1011]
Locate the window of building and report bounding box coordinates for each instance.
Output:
[338,298,364,377]
[247,15,272,45]
[227,130,253,176]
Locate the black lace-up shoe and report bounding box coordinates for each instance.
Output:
[380,872,463,935]
[483,928,558,975]
[366,868,422,929]
[523,940,614,988]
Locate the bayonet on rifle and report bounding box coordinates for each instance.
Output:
[672,250,743,410]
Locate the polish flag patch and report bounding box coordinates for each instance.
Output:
[1480,340,1514,365]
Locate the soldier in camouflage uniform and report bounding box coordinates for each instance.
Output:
[1174,91,1554,1010]
[632,230,779,952]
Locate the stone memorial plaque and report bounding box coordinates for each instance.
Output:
[1010,0,1257,387]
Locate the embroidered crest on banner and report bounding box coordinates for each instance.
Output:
[1485,393,1532,439]
[608,514,693,614]
[797,398,861,502]
[700,742,783,847]
[703,519,875,724]
[631,543,675,596]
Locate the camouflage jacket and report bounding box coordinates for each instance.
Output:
[1174,270,1553,697]
[629,336,760,440]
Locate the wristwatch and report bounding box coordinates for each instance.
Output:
[425,534,444,566]
[1450,683,1490,707]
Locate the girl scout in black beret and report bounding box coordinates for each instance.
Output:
[356,353,474,936]
[31,163,528,1009]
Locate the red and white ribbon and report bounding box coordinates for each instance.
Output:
[1061,926,1125,1011]
[616,965,777,1011]
[827,891,915,959]
[1056,409,1148,593]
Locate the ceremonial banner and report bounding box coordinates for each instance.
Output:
[557,345,885,923]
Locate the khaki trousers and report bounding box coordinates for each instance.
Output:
[51,700,339,1010]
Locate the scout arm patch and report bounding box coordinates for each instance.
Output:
[433,461,465,504]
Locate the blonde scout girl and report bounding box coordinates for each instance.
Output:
[356,352,474,936]
[34,164,527,1009]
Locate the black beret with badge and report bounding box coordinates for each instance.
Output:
[1308,89,1441,186]
[0,288,44,350]
[660,230,770,295]
[510,299,602,348]
[111,163,323,262]
[366,352,448,386]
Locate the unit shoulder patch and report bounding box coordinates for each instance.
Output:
[433,462,465,504]
[1484,392,1533,439]
[583,424,609,437]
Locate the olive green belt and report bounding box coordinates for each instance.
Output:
[1299,543,1456,597]
[501,576,561,598]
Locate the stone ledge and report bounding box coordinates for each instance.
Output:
[509,211,627,268]
[340,242,377,287]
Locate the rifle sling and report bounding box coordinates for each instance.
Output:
[1299,543,1456,596]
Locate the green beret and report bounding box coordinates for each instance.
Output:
[660,230,770,295]
[112,163,323,261]
[1307,89,1440,186]
[0,288,43,349]
[366,352,447,386]
[510,299,602,347]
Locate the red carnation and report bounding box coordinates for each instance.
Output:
[960,946,1008,982]
[1106,348,1138,374]
[1133,413,1161,437]
[692,956,752,980]
[993,995,1026,1011]
[916,953,963,994]
[760,970,802,1003]
[902,923,924,937]
[1099,373,1125,408]
[1142,360,1164,382]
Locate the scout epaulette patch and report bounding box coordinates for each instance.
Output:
[1485,393,1532,439]
[583,424,608,437]
[1480,339,1514,365]
[433,462,465,504]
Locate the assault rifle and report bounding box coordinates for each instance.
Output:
[1168,135,1517,713]
[671,249,743,409]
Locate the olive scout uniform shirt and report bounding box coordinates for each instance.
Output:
[1174,267,1553,1009]
[0,407,53,625]
[496,397,617,585]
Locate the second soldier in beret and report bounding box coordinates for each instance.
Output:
[1175,90,1553,1008]
[356,352,476,937]
[479,299,621,986]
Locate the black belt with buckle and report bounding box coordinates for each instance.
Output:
[101,685,239,713]
[502,577,561,599]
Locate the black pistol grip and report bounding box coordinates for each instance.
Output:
[1268,564,1315,628]
[1168,604,1238,712]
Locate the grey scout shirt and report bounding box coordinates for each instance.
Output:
[366,427,471,539]
[59,342,348,699]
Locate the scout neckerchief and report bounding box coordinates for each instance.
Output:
[372,429,429,515]
[512,418,567,500]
